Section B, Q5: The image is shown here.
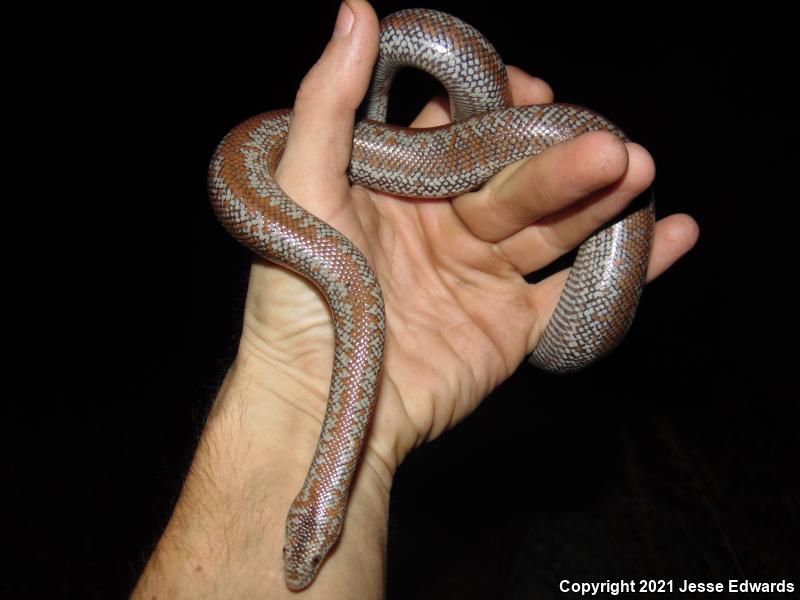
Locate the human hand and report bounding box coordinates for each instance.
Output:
[238,0,699,488]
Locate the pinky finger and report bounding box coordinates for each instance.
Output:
[643,213,700,282]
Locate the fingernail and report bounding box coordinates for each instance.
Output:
[332,1,354,38]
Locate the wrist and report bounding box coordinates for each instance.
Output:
[216,339,394,494]
[236,312,397,489]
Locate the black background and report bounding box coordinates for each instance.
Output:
[6,2,795,598]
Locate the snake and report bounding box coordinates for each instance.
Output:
[208,7,654,590]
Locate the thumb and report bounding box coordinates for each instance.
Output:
[277,0,380,216]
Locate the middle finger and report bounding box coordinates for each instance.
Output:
[451,131,631,242]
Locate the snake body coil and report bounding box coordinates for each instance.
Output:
[208,9,654,590]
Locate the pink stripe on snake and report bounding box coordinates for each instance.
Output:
[208,8,654,590]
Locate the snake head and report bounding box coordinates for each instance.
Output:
[283,510,339,590]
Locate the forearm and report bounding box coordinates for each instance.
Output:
[132,348,391,599]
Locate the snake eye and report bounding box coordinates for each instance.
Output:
[311,554,322,566]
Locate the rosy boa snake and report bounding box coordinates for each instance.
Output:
[208,8,654,590]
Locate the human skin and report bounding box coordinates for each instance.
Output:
[131,1,699,598]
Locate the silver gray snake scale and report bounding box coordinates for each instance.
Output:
[208,8,654,590]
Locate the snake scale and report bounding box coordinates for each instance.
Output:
[208,8,654,590]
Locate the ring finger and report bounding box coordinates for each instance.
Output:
[494,140,655,275]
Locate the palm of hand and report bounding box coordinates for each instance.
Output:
[246,152,563,479]
[238,41,694,479]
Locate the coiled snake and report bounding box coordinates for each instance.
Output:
[208,8,654,590]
